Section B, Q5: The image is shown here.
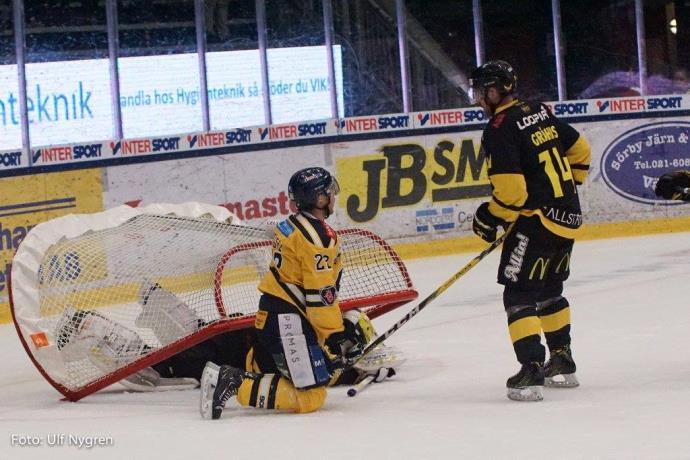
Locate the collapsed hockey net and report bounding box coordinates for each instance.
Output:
[10,203,417,401]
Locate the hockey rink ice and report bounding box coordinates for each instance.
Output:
[1,230,690,459]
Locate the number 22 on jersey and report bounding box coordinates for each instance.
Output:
[314,254,332,271]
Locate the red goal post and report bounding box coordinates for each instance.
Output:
[10,203,417,401]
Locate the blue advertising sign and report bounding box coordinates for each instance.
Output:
[601,122,690,204]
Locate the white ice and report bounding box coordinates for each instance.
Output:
[2,232,690,460]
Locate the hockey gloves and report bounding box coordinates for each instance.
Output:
[472,202,506,243]
[325,328,364,371]
[655,171,690,201]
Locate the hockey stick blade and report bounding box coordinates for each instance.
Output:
[347,225,513,370]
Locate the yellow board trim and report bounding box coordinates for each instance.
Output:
[393,215,690,261]
[540,307,571,333]
[0,308,11,324]
[509,316,542,343]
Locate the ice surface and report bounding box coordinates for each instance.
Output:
[2,232,690,459]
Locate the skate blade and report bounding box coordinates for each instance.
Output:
[545,373,579,388]
[507,385,543,402]
[200,363,220,419]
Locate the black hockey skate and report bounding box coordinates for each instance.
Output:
[200,362,246,419]
[506,362,544,401]
[544,345,579,388]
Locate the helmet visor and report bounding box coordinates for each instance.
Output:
[326,177,340,196]
[468,81,481,105]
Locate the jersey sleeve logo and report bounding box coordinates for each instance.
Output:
[319,285,337,305]
[277,220,295,237]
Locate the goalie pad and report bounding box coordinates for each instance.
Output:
[136,279,200,347]
[55,306,149,371]
[55,306,199,392]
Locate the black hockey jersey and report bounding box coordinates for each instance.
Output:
[481,100,591,239]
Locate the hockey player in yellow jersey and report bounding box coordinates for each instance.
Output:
[200,167,362,419]
[468,60,591,401]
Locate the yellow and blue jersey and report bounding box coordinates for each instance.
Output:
[258,212,344,346]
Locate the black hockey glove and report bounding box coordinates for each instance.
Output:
[655,171,690,200]
[472,202,506,243]
[325,329,364,371]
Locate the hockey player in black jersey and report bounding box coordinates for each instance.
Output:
[655,170,690,201]
[469,60,591,401]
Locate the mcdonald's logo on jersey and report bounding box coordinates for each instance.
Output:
[529,257,550,281]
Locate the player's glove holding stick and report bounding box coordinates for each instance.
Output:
[472,202,508,243]
[655,171,690,201]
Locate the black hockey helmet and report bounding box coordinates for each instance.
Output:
[288,167,340,211]
[469,60,517,102]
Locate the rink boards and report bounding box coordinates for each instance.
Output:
[2,96,690,322]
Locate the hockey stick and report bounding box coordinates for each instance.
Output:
[346,368,396,397]
[347,225,513,369]
[674,186,690,200]
[346,374,375,397]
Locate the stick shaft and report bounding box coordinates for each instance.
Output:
[349,227,511,368]
[348,374,376,397]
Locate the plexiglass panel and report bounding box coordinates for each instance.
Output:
[332,0,402,116]
[0,2,22,150]
[483,0,557,101]
[405,0,474,110]
[118,0,202,137]
[642,0,690,95]
[563,0,639,99]
[24,0,112,146]
[265,0,343,123]
[204,0,265,129]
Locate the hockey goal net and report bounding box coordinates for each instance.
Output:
[10,203,417,401]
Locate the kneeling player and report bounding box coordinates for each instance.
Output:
[200,167,361,419]
[55,282,400,393]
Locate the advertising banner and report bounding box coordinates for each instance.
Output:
[100,114,690,242]
[0,169,103,322]
[0,46,344,150]
[0,149,25,171]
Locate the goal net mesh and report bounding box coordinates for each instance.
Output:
[17,213,416,400]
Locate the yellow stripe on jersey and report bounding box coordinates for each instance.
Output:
[488,173,527,222]
[565,135,591,184]
[258,213,344,343]
[294,214,324,248]
[508,316,542,343]
[539,307,571,333]
[495,99,519,114]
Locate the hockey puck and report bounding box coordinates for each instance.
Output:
[347,388,357,397]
